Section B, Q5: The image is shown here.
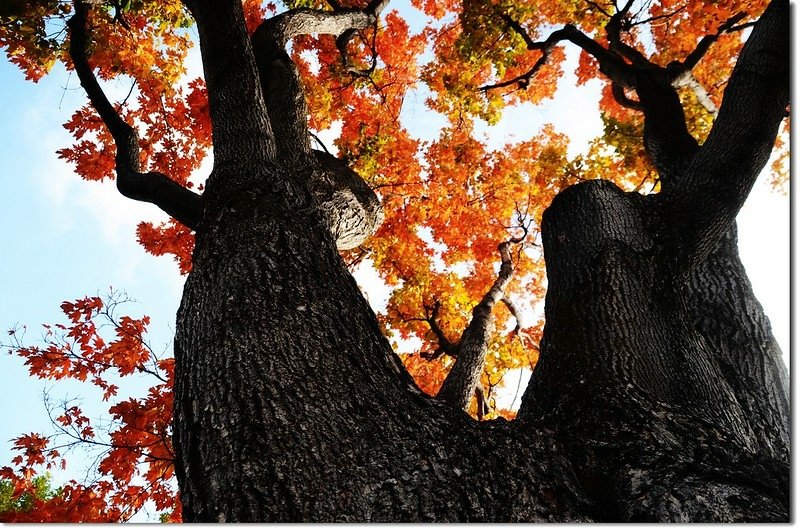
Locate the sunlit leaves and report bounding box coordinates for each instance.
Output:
[136,219,195,275]
[0,0,790,520]
[364,123,571,406]
[2,293,179,522]
[0,473,58,519]
[0,0,70,81]
[3,0,204,272]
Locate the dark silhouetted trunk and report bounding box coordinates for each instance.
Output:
[161,0,789,522]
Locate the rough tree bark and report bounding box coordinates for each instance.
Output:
[69,0,789,521]
[436,237,525,411]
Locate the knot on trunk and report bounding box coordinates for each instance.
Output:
[310,150,384,250]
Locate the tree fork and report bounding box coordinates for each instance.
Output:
[168,0,788,522]
[250,7,384,249]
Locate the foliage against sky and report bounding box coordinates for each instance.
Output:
[0,0,788,521]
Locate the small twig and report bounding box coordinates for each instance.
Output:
[310,132,332,154]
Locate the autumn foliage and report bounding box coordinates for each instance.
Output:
[2,293,178,522]
[0,0,787,521]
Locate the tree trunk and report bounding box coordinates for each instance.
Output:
[685,224,789,460]
[172,163,590,522]
[170,0,789,522]
[516,181,788,521]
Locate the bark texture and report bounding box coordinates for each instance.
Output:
[173,168,590,521]
[436,239,520,410]
[515,0,789,519]
[250,10,384,250]
[75,0,786,522]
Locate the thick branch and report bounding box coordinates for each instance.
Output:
[634,70,700,189]
[182,0,275,166]
[264,8,375,47]
[436,240,518,411]
[67,2,202,230]
[251,22,314,163]
[251,8,380,163]
[248,9,384,247]
[662,0,788,264]
[593,1,700,185]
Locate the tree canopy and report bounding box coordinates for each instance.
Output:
[0,0,789,522]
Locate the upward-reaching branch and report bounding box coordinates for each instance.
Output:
[665,12,749,81]
[662,0,789,265]
[182,0,276,167]
[634,69,700,189]
[67,2,202,231]
[436,237,523,412]
[251,6,383,164]
[605,0,650,69]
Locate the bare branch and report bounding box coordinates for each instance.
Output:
[334,0,391,73]
[436,238,523,412]
[482,22,636,92]
[627,5,687,28]
[251,5,386,161]
[501,297,522,336]
[605,0,650,68]
[500,13,538,50]
[672,73,718,115]
[584,0,612,18]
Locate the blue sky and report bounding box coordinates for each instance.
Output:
[0,57,186,496]
[0,1,790,517]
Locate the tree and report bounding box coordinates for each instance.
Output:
[0,0,788,522]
